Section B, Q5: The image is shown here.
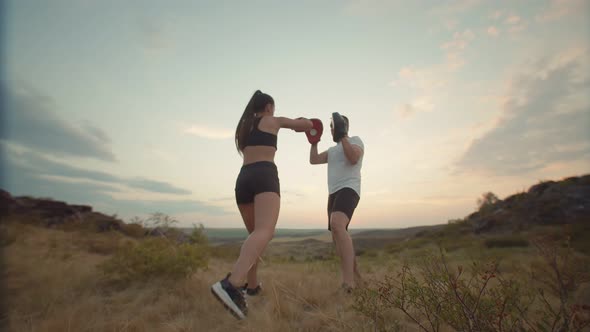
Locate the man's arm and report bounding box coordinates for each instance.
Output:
[341,137,362,165]
[310,144,328,164]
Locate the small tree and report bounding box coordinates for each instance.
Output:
[129,216,144,225]
[477,192,500,212]
[189,223,209,245]
[145,212,178,236]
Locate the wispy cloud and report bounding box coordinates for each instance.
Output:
[1,147,231,221]
[1,82,116,162]
[391,66,448,91]
[536,0,587,22]
[3,146,192,195]
[391,27,476,119]
[343,0,405,17]
[429,0,482,17]
[184,125,233,140]
[455,48,590,175]
[504,14,521,25]
[395,97,435,118]
[440,29,475,69]
[487,26,499,37]
[503,13,527,35]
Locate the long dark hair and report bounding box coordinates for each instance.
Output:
[235,90,275,154]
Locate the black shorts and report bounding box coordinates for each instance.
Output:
[327,187,360,230]
[235,161,280,204]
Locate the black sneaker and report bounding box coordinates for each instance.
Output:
[211,275,248,319]
[241,283,262,296]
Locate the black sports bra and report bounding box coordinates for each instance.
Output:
[245,118,277,149]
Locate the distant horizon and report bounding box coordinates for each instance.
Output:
[2,171,588,229]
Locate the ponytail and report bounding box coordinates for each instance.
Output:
[235,90,274,154]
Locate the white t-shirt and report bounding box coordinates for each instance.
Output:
[327,136,364,195]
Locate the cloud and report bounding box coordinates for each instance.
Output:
[502,13,527,35]
[138,17,173,51]
[343,0,405,16]
[391,66,448,91]
[184,125,234,140]
[429,0,482,17]
[441,29,475,52]
[395,97,435,118]
[489,10,503,20]
[455,48,590,175]
[2,149,225,219]
[443,19,459,31]
[536,0,587,22]
[391,27,473,119]
[489,11,527,35]
[3,146,191,195]
[440,29,475,70]
[125,178,191,195]
[487,26,499,37]
[504,15,521,25]
[0,82,116,162]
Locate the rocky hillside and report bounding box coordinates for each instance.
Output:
[0,189,125,231]
[467,174,590,233]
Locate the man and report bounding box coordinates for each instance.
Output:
[308,112,364,291]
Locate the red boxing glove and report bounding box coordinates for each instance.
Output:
[305,119,323,144]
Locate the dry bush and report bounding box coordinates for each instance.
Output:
[354,232,590,332]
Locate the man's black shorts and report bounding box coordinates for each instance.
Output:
[327,187,360,230]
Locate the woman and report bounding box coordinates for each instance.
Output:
[211,90,313,319]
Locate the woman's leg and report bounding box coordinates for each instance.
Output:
[237,203,259,287]
[228,192,280,287]
[330,211,355,287]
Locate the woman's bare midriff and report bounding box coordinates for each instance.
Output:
[242,146,277,165]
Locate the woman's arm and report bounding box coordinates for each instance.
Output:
[275,117,313,132]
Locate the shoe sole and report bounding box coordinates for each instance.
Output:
[211,282,246,320]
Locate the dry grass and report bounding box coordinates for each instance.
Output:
[1,222,402,332]
[3,221,588,331]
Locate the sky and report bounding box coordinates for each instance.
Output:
[1,0,589,229]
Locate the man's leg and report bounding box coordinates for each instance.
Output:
[330,212,355,287]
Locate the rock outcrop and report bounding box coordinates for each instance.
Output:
[468,175,590,233]
[0,190,122,232]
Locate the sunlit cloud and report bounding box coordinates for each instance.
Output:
[184,125,234,140]
[456,48,590,175]
[487,26,499,37]
[536,0,587,23]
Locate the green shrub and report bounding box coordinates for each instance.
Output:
[120,222,146,238]
[570,223,590,254]
[100,237,208,282]
[484,235,529,248]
